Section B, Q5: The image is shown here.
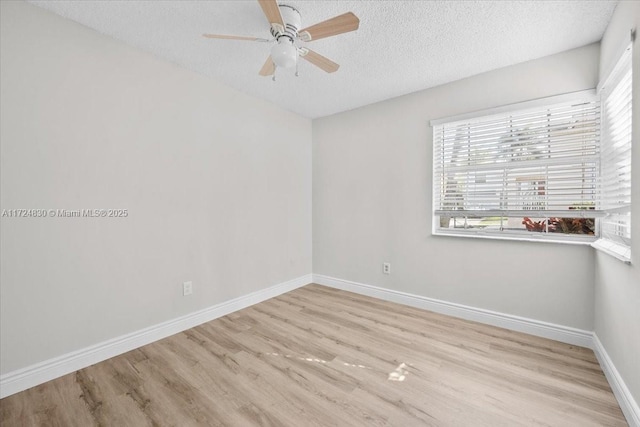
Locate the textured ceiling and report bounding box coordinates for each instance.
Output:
[29,0,617,118]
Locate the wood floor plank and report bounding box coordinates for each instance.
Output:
[0,284,628,426]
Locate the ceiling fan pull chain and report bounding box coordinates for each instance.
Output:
[295,60,299,77]
[272,66,277,82]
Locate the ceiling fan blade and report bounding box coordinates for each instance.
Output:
[259,56,275,76]
[257,0,284,26]
[298,12,359,42]
[203,34,269,42]
[300,49,340,73]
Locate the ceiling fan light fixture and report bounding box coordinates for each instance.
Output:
[271,38,297,69]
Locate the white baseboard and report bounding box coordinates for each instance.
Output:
[593,334,640,427]
[312,274,593,348]
[0,274,312,399]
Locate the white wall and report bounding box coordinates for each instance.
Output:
[2,0,636,410]
[595,0,640,406]
[313,43,600,330]
[0,1,311,374]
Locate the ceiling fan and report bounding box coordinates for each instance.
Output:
[202,0,360,79]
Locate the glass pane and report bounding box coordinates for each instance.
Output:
[437,215,595,235]
[438,216,508,231]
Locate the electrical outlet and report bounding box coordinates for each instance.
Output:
[383,262,391,275]
[183,281,193,296]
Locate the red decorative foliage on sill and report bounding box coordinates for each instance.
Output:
[522,217,595,235]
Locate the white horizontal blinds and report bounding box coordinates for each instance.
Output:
[433,97,601,219]
[600,43,632,246]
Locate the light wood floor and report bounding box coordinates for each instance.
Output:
[0,284,627,426]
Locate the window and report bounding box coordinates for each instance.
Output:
[593,42,633,263]
[431,92,603,243]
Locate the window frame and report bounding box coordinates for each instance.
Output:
[431,90,603,245]
[592,40,633,264]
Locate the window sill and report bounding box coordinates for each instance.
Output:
[433,231,632,263]
[433,230,596,246]
[591,239,632,264]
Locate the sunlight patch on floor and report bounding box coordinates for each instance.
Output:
[263,352,413,383]
[388,362,409,381]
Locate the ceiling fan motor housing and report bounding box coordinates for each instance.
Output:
[271,4,301,42]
